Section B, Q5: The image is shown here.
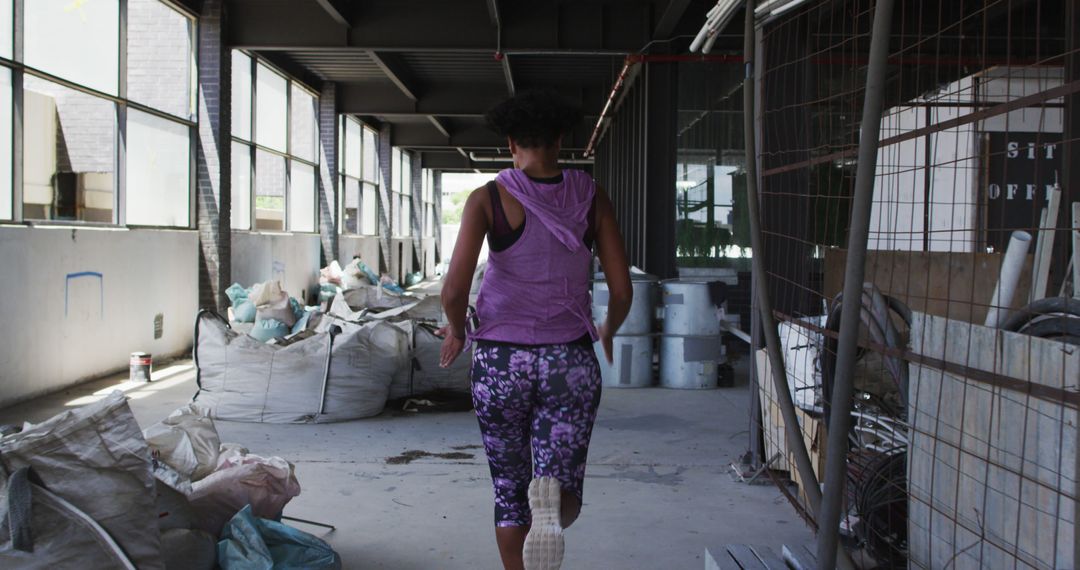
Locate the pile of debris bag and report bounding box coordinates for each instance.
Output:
[318,258,409,310]
[193,285,472,423]
[0,392,340,569]
[225,280,318,343]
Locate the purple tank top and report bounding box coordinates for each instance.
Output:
[470,168,599,345]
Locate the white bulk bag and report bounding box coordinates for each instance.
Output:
[194,310,405,423]
[0,392,163,569]
[143,404,221,482]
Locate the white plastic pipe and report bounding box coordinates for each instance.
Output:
[1032,185,1062,301]
[985,230,1032,328]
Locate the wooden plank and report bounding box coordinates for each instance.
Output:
[781,544,816,570]
[908,312,1078,569]
[725,545,767,569]
[823,249,1034,325]
[704,547,742,570]
[748,545,788,569]
[755,349,792,472]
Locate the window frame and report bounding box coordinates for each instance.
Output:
[338,115,379,237]
[230,49,320,234]
[3,0,199,229]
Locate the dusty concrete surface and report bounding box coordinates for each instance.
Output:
[0,356,813,569]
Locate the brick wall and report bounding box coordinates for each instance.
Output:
[433,170,443,263]
[376,123,393,273]
[127,0,192,119]
[317,83,338,265]
[196,0,231,311]
[409,150,422,273]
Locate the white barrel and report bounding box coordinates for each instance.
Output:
[662,280,720,336]
[592,272,658,335]
[659,335,724,389]
[594,335,654,388]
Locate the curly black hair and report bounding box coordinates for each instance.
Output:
[484,89,583,149]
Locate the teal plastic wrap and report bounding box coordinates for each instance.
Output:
[218,505,341,570]
[226,283,250,308]
[234,300,257,323]
[249,319,290,343]
[288,297,304,320]
[355,260,380,286]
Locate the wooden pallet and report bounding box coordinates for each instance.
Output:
[704,544,817,570]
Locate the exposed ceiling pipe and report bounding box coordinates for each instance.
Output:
[584,56,639,157]
[690,0,744,54]
[584,53,741,157]
[468,151,594,164]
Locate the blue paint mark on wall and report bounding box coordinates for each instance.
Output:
[65,271,104,319]
[272,260,285,279]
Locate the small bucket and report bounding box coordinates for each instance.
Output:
[130,352,152,383]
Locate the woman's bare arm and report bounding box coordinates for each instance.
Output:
[439,187,489,366]
[593,184,632,360]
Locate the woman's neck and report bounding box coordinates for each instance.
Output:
[514,151,561,178]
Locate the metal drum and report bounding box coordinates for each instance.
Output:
[592,272,658,335]
[594,335,654,388]
[659,335,725,389]
[661,280,721,336]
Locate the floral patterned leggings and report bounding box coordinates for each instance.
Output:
[470,339,603,527]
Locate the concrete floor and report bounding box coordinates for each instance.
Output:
[0,356,813,569]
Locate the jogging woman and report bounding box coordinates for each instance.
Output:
[438,90,632,570]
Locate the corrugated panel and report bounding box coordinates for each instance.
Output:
[399,51,505,83]
[510,54,622,87]
[286,49,386,81]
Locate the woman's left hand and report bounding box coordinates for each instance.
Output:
[436,326,465,368]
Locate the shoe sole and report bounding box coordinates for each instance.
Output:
[523,477,564,570]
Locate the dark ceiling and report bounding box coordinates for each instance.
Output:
[225,0,719,170]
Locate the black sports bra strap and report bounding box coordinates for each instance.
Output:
[488,181,512,236]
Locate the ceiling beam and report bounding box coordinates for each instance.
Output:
[230,0,655,53]
[392,120,591,150]
[653,0,693,39]
[392,122,506,148]
[312,0,349,27]
[501,55,516,96]
[427,115,451,138]
[365,51,419,102]
[338,82,608,117]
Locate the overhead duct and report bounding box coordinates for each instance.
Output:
[468,151,593,164]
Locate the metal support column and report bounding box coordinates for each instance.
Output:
[815,0,895,566]
[743,4,854,568]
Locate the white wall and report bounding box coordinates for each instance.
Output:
[0,226,197,406]
[869,68,1063,253]
[231,231,321,304]
[339,235,380,268]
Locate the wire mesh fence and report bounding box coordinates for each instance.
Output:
[747,0,1079,567]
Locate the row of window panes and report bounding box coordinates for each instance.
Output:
[339,116,378,183]
[340,176,378,236]
[230,50,319,232]
[421,169,435,238]
[339,115,379,235]
[1,0,196,226]
[392,148,412,237]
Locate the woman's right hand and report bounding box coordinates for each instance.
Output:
[597,322,614,364]
[436,326,466,368]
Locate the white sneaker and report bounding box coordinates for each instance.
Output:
[523,477,565,570]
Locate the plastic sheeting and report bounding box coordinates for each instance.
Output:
[194,310,406,423]
[0,466,138,569]
[143,404,221,482]
[188,452,301,537]
[389,324,471,400]
[0,392,164,569]
[218,505,341,570]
